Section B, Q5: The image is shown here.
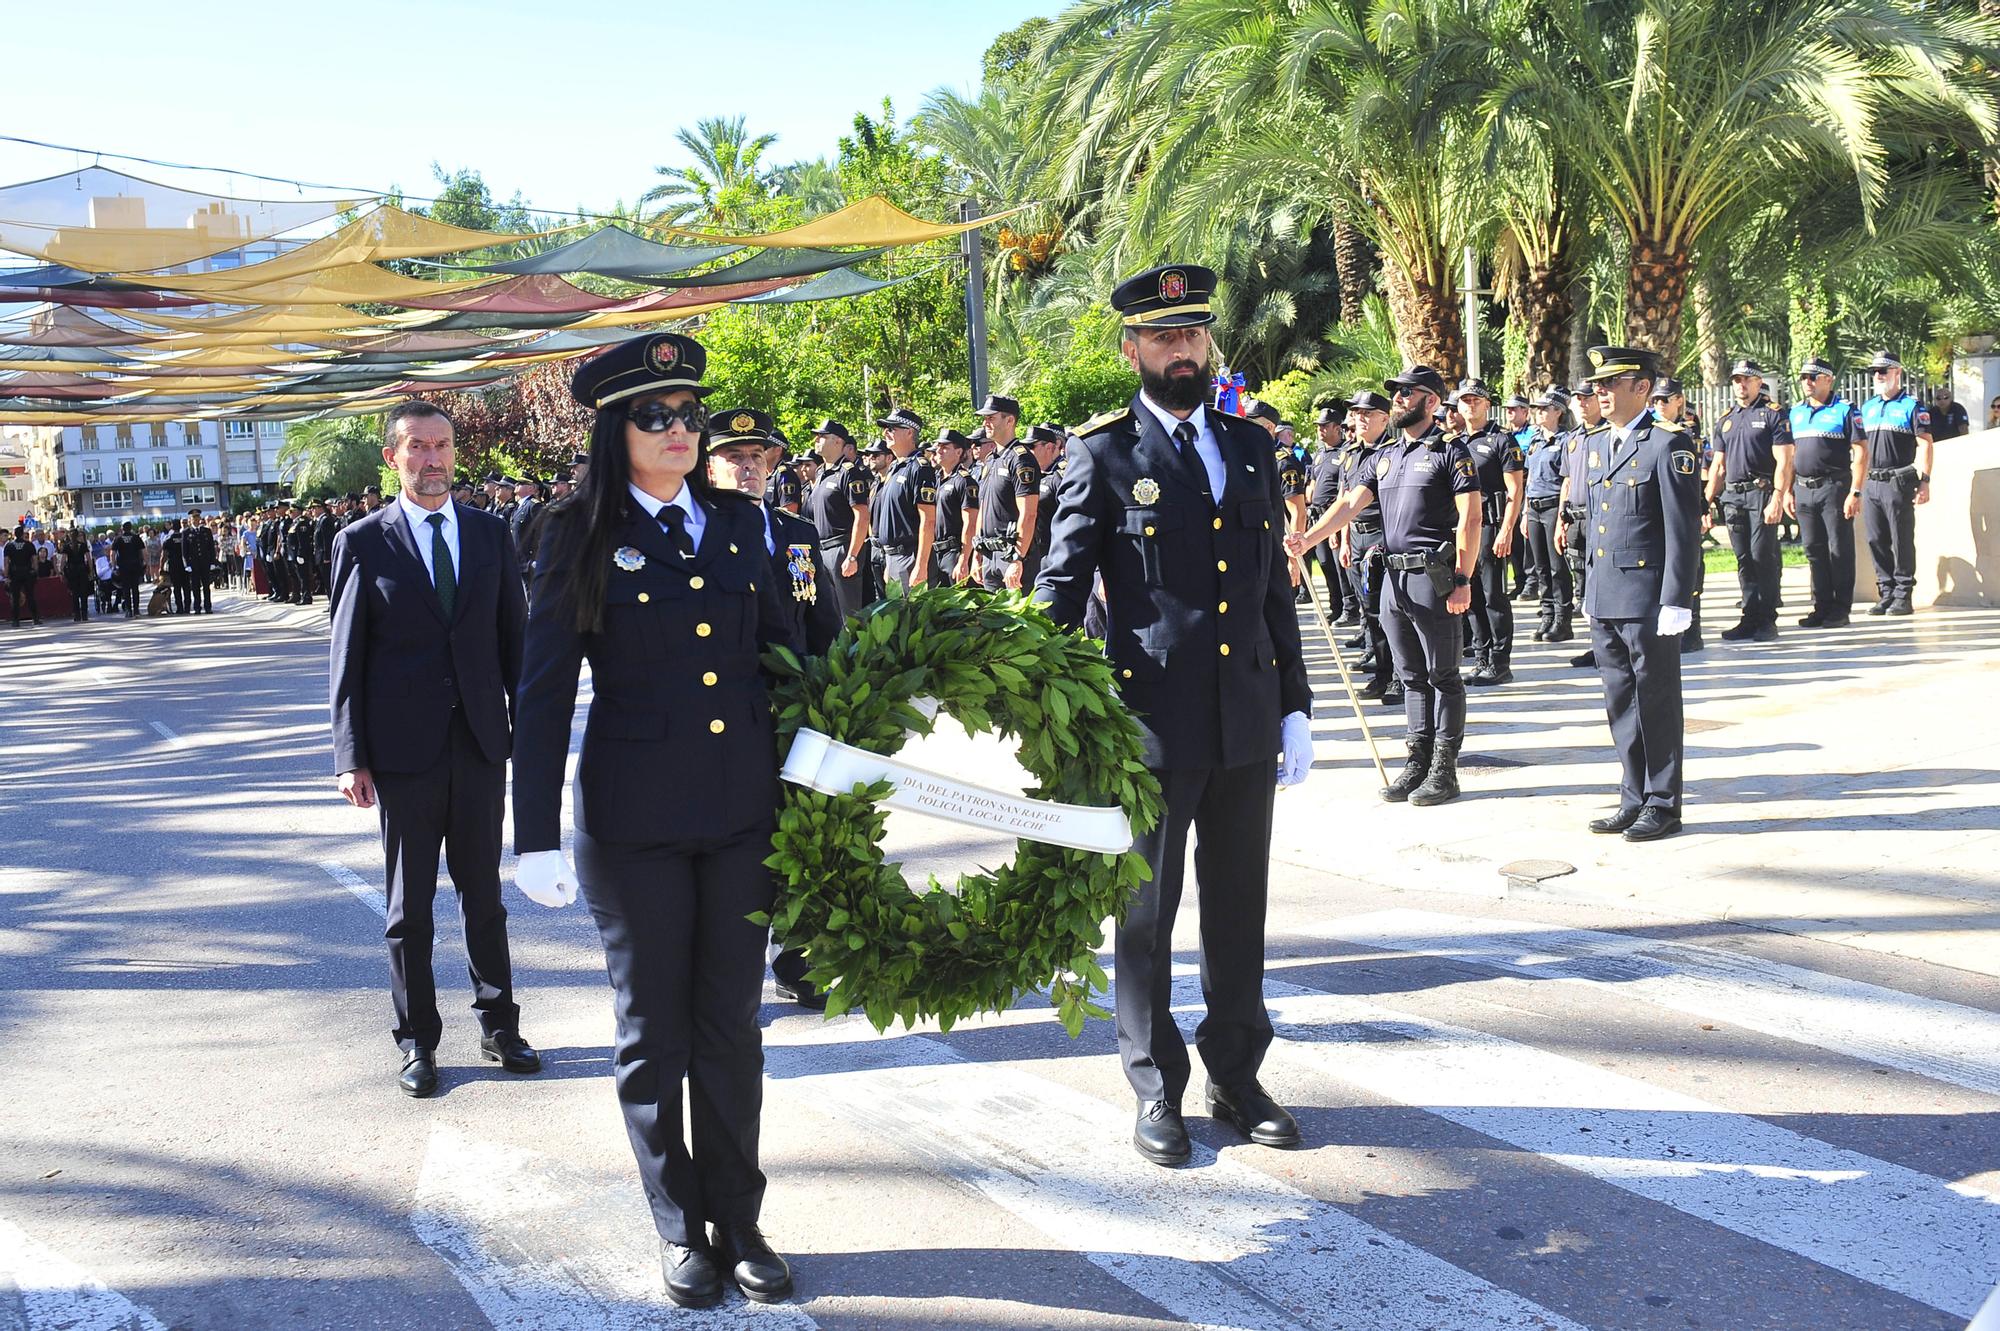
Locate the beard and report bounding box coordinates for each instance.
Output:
[1140,356,1210,412]
[1393,401,1432,431]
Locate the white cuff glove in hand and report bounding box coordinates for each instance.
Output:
[1656,605,1692,637]
[516,849,579,908]
[1277,710,1313,788]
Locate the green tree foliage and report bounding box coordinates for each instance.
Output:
[278,416,387,500]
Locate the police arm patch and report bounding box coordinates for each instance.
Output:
[1671,450,1696,475]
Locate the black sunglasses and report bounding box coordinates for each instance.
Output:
[626,401,708,434]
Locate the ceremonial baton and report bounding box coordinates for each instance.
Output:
[1291,550,1390,787]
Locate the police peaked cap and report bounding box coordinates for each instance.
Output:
[1798,356,1838,379]
[1533,386,1572,408]
[876,407,925,433]
[570,333,708,409]
[1241,398,1282,425]
[1112,263,1217,328]
[933,427,971,448]
[862,438,893,455]
[1867,349,1904,371]
[1729,358,1767,379]
[1583,345,1663,382]
[1451,377,1496,404]
[1501,393,1531,410]
[709,408,775,448]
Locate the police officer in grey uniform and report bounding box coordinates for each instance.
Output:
[1298,365,1480,807]
[1577,346,1702,842]
[511,333,802,1308]
[1521,388,1575,643]
[806,420,874,621]
[1033,262,1314,1169]
[1708,358,1792,642]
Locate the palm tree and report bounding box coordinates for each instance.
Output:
[278,416,385,498]
[641,116,780,229]
[769,158,845,216]
[1031,0,1493,375]
[1485,0,1998,361]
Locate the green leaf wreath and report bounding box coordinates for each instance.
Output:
[758,581,1163,1036]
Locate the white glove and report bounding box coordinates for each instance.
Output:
[516,849,579,908]
[1656,605,1692,637]
[1277,710,1313,788]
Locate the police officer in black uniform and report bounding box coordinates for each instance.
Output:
[1293,390,1401,699]
[1296,366,1479,806]
[1786,356,1866,627]
[1521,388,1575,643]
[161,519,190,615]
[314,501,339,613]
[285,505,314,605]
[184,511,217,613]
[931,427,975,584]
[1707,358,1792,642]
[1304,404,1352,618]
[1858,350,1934,615]
[510,333,801,1309]
[869,407,937,590]
[763,434,803,517]
[805,419,873,621]
[1033,262,1314,1169]
[971,406,1043,592]
[1454,379,1524,685]
[3,526,39,627]
[1577,346,1702,842]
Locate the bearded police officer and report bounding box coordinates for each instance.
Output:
[1786,357,1866,627]
[1293,390,1401,700]
[1707,358,1792,642]
[806,420,874,620]
[1293,365,1479,806]
[1859,350,1934,615]
[869,407,937,590]
[1454,379,1524,686]
[1578,346,1702,842]
[1032,262,1313,1168]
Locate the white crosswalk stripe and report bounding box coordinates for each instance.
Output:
[0,1217,169,1331]
[1304,908,2000,1097]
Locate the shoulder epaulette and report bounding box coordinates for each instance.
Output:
[1656,417,1686,434]
[1077,406,1132,435]
[1585,421,1613,434]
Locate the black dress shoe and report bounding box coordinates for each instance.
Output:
[1206,1082,1301,1148]
[1569,649,1596,669]
[1798,610,1827,627]
[1588,806,1643,834]
[1133,1099,1191,1166]
[661,1241,725,1309]
[1335,609,1362,627]
[1355,676,1388,700]
[1679,636,1704,654]
[1822,614,1850,627]
[1342,631,1368,650]
[399,1048,438,1098]
[1623,808,1683,841]
[775,977,828,1011]
[1750,623,1779,642]
[712,1223,794,1303]
[478,1030,542,1074]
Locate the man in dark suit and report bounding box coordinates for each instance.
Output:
[1033,263,1314,1167]
[328,400,539,1097]
[184,512,217,614]
[161,519,190,615]
[1577,346,1702,842]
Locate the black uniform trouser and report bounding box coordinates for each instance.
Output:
[575,818,774,1247]
[881,546,919,591]
[814,540,869,621]
[1563,511,1588,607]
[116,570,141,615]
[1466,513,1513,661]
[167,569,191,614]
[978,549,1017,592]
[1382,568,1465,742]
[932,544,963,586]
[267,554,288,600]
[188,561,213,613]
[1117,758,1275,1105]
[1720,488,1781,629]
[6,577,37,624]
[1350,531,1390,683]
[1525,500,1571,619]
[1863,470,1919,604]
[1793,477,1855,617]
[67,578,91,619]
[1590,616,1684,813]
[372,709,519,1053]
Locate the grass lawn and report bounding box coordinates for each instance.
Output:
[1702,539,1807,574]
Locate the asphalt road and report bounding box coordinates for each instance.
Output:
[2,591,1997,1331]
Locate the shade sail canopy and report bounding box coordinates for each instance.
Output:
[671,196,1025,248]
[470,225,742,277]
[636,244,888,288]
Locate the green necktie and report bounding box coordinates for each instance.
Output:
[426,512,456,619]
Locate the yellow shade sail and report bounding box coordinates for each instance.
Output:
[151,263,503,307]
[669,195,1029,249]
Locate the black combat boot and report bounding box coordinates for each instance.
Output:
[1408,737,1463,807]
[1379,737,1433,803]
[1547,606,1574,643]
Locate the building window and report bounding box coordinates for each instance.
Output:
[81,425,99,449]
[117,460,137,483]
[115,424,134,449]
[149,423,168,447]
[179,485,215,505]
[153,458,171,481]
[183,423,203,445]
[259,420,284,437]
[223,420,257,442]
[93,489,133,513]
[81,466,100,484]
[185,455,204,480]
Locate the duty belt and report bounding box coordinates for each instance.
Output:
[880,539,916,554]
[934,539,962,555]
[1796,473,1844,489]
[816,532,850,547]
[1561,503,1585,521]
[1351,519,1383,534]
[974,532,1017,555]
[1724,478,1772,493]
[1527,496,1560,511]
[1867,466,1916,481]
[1384,550,1443,572]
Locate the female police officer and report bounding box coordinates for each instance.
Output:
[509,332,802,1309]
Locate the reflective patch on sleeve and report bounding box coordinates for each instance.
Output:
[1672,450,1696,475]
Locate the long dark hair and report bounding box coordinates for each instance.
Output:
[543,399,718,634]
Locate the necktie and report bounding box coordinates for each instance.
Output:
[655,503,695,559]
[425,512,456,619]
[1173,421,1214,505]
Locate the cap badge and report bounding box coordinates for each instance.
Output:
[646,339,679,373]
[1132,477,1161,504]
[613,546,646,572]
[1160,269,1187,302]
[730,412,756,433]
[1588,348,1605,368]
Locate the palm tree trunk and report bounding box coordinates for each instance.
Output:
[1519,258,1575,391]
[1332,216,1375,325]
[1691,266,1729,389]
[1382,258,1465,378]
[1624,232,1691,364]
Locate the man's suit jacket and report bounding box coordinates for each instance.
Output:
[1033,395,1311,771]
[1582,410,1702,622]
[328,501,526,777]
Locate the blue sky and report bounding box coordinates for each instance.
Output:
[4,1,1058,218]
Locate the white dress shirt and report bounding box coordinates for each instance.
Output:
[1138,392,1227,499]
[628,481,780,554]
[397,493,459,586]
[1613,407,1651,449]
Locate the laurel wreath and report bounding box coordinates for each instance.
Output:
[757,582,1163,1035]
